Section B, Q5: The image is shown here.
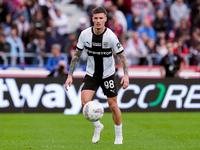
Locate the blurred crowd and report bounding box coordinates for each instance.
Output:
[0,0,200,71]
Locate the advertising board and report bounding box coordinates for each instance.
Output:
[0,78,199,114]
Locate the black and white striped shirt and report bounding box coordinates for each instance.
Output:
[76,27,124,79]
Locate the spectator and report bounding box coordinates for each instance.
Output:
[46,0,57,19]
[170,0,190,27]
[51,8,68,37]
[189,28,200,65]
[46,44,68,71]
[6,26,24,65]
[31,10,46,37]
[113,4,128,33]
[0,33,11,64]
[0,0,9,23]
[76,17,88,37]
[156,38,168,61]
[190,28,200,48]
[107,11,125,42]
[194,41,200,68]
[47,60,68,78]
[173,37,189,55]
[137,18,157,41]
[160,40,184,78]
[190,0,200,28]
[0,23,3,33]
[141,32,149,45]
[11,2,30,22]
[64,32,78,65]
[39,0,53,20]
[146,38,156,54]
[85,2,96,26]
[124,31,148,65]
[64,33,87,66]
[113,0,132,15]
[174,18,190,45]
[13,12,30,45]
[44,17,59,52]
[51,8,69,51]
[25,0,40,22]
[153,9,168,39]
[131,0,155,22]
[26,35,47,65]
[10,0,26,14]
[83,0,104,10]
[104,2,127,33]
[152,0,166,12]
[126,8,142,31]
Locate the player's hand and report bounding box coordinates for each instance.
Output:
[121,74,129,89]
[65,75,73,91]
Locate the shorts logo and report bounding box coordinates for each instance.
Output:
[116,42,122,49]
[110,89,115,93]
[103,42,108,47]
[81,82,85,88]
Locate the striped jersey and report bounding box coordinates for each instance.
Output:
[76,27,124,79]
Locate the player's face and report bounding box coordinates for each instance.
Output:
[92,13,107,30]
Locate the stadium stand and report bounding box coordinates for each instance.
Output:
[0,0,199,78]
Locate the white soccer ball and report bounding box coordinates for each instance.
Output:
[82,101,104,122]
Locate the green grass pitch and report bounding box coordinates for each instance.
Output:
[0,112,199,150]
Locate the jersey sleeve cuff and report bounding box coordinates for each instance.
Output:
[116,50,124,55]
[76,46,84,51]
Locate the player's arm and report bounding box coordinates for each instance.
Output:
[65,48,82,91]
[117,51,129,89]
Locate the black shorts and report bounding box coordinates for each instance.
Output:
[81,74,118,98]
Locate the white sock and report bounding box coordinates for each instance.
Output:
[115,124,122,137]
[91,120,101,128]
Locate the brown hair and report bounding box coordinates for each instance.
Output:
[92,6,107,16]
[166,40,172,45]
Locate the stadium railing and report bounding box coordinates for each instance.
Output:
[1,52,193,67]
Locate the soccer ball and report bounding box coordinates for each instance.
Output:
[82,101,104,122]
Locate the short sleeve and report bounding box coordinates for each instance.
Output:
[111,34,124,54]
[76,32,84,51]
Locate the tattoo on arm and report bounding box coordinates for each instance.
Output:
[118,52,129,76]
[68,48,82,76]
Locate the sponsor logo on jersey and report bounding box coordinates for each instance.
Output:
[103,42,108,47]
[87,50,112,56]
[92,42,101,47]
[116,42,122,49]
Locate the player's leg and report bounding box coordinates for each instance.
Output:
[81,75,104,143]
[107,96,121,125]
[107,96,123,144]
[100,74,122,144]
[81,90,95,105]
[82,90,104,143]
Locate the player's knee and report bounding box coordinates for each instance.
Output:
[109,102,118,111]
[81,100,86,106]
[81,99,90,106]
